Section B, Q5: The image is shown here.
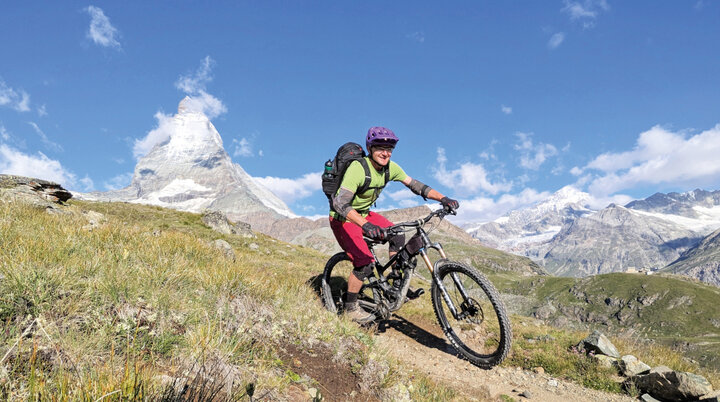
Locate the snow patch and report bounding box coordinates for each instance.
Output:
[632,206,720,234]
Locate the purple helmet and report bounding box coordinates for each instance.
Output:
[366,126,399,151]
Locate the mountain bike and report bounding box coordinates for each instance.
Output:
[320,207,512,369]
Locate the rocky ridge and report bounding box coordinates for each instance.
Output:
[0,174,72,209]
[542,204,704,276]
[663,227,720,287]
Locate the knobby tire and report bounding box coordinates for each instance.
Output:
[431,260,512,369]
[321,252,381,316]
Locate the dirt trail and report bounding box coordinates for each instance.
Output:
[373,314,636,402]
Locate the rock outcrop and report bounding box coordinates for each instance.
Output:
[663,227,720,287]
[575,331,715,402]
[0,174,72,209]
[201,210,254,238]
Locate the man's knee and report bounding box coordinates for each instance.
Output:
[352,263,374,281]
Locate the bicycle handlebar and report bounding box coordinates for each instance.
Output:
[386,206,456,236]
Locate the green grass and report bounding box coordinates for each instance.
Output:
[0,200,397,400]
[2,198,718,400]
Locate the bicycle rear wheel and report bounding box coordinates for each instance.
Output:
[320,252,379,315]
[431,260,512,369]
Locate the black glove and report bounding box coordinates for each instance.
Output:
[440,197,459,211]
[362,222,387,241]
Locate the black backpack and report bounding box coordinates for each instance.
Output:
[322,142,389,211]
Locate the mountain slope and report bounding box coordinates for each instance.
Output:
[468,186,594,253]
[542,204,703,276]
[663,227,720,286]
[81,97,293,224]
[261,205,546,276]
[499,272,720,370]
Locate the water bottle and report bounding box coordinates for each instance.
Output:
[323,159,333,178]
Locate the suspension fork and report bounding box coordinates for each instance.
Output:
[418,239,467,321]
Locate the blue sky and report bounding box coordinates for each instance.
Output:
[1,1,719,225]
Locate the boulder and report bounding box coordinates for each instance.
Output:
[619,355,651,376]
[211,239,236,261]
[577,330,620,358]
[591,354,617,369]
[630,366,713,401]
[202,210,254,238]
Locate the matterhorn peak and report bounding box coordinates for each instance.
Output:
[178,96,193,114]
[86,97,295,225]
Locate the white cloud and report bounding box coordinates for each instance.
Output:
[579,124,720,197]
[37,104,47,117]
[174,56,227,119]
[514,132,559,170]
[501,105,513,115]
[406,32,425,43]
[253,172,320,205]
[175,56,214,94]
[133,111,173,159]
[0,125,8,141]
[0,143,92,190]
[233,137,253,157]
[0,79,31,112]
[432,148,512,196]
[561,0,609,28]
[28,122,63,152]
[180,92,226,119]
[585,193,634,210]
[548,32,565,49]
[85,6,121,49]
[453,188,551,225]
[104,172,133,190]
[382,188,425,209]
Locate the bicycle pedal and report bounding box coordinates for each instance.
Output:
[407,287,425,300]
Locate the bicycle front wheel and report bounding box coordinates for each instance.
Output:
[431,260,512,369]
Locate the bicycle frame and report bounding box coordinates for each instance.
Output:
[365,210,474,321]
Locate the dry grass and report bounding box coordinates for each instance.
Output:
[0,200,404,400]
[2,198,715,400]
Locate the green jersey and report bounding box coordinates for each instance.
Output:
[331,157,407,217]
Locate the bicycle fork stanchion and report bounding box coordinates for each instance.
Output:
[419,248,462,320]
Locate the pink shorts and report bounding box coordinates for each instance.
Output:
[329,211,394,268]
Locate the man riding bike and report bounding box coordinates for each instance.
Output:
[329,126,459,323]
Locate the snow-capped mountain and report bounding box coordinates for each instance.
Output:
[470,186,720,281]
[82,97,295,223]
[541,203,704,277]
[468,185,594,253]
[625,189,720,233]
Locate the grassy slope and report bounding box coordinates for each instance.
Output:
[1,200,435,400]
[496,272,720,372]
[1,199,717,400]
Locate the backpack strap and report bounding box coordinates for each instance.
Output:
[356,158,390,194]
[356,158,373,195]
